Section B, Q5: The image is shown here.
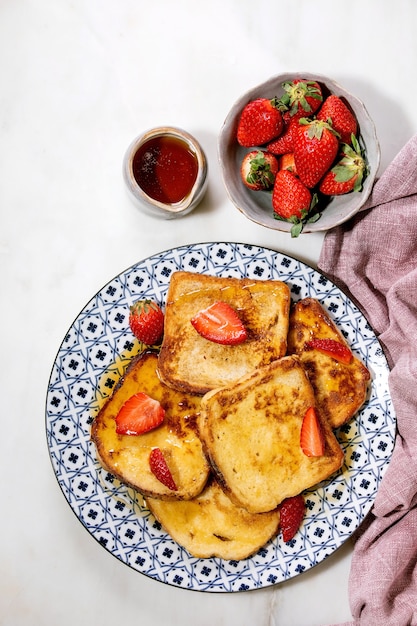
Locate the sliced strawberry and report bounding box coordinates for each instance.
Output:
[115,392,165,435]
[149,447,178,491]
[306,338,353,364]
[190,301,247,345]
[279,494,305,542]
[300,406,325,457]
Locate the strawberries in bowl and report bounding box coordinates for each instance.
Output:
[219,72,380,236]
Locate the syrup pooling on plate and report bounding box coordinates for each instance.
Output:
[91,350,210,499]
[132,135,199,204]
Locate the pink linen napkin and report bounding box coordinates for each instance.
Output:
[319,135,417,626]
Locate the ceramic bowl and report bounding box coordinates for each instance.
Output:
[218,72,380,234]
[123,126,208,219]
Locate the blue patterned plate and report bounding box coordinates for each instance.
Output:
[46,242,396,592]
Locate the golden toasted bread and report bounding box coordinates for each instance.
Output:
[146,475,280,560]
[157,271,291,395]
[200,356,344,513]
[287,298,370,429]
[91,350,210,500]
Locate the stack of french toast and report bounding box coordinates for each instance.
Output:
[92,270,370,560]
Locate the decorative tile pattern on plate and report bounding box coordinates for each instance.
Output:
[45,242,396,592]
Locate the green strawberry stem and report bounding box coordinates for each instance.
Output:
[298,117,340,140]
[280,80,322,116]
[247,151,276,188]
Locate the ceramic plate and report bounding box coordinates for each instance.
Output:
[46,242,396,592]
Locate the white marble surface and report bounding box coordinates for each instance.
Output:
[2,1,417,624]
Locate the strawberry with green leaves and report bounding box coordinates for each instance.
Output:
[300,406,325,457]
[115,392,165,435]
[272,170,312,219]
[319,136,367,195]
[240,150,279,191]
[280,79,323,120]
[279,494,305,542]
[317,94,357,144]
[272,169,319,237]
[191,301,247,345]
[293,118,339,188]
[129,299,164,345]
[237,97,284,147]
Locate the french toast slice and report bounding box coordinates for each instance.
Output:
[158,271,291,395]
[91,350,210,500]
[146,475,281,560]
[287,298,370,429]
[200,356,344,514]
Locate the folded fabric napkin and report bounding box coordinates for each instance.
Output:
[319,134,417,626]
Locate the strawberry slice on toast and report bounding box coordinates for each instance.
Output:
[191,301,248,345]
[305,338,353,364]
[300,406,325,457]
[115,392,165,435]
[149,447,178,491]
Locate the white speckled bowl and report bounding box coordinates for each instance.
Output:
[218,72,380,234]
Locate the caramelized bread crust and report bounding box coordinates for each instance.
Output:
[147,476,281,560]
[158,271,291,395]
[91,350,210,500]
[287,298,370,429]
[91,281,368,559]
[200,356,344,513]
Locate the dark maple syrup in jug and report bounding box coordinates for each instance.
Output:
[132,135,199,204]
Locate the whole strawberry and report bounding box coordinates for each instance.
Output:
[293,118,339,188]
[129,299,164,345]
[237,97,284,147]
[240,150,279,191]
[280,79,323,120]
[317,94,358,144]
[272,169,312,220]
[272,169,319,237]
[266,117,297,155]
[279,152,297,175]
[319,136,367,195]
